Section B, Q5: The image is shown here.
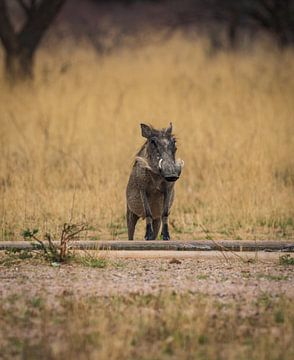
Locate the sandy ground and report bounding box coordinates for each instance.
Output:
[1,251,293,304]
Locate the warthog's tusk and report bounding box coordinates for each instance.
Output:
[176,159,184,168]
[159,158,163,169]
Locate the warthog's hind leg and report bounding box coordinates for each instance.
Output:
[127,207,139,240]
[145,219,154,240]
[161,217,170,240]
[161,188,173,240]
[140,190,155,240]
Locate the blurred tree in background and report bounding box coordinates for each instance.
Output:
[205,0,294,48]
[0,0,65,82]
[90,0,294,48]
[0,0,293,83]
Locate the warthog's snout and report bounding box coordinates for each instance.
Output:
[159,158,184,182]
[165,175,179,182]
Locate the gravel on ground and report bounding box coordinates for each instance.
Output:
[1,251,293,305]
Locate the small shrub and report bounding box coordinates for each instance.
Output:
[21,223,88,263]
[275,310,285,324]
[198,334,209,345]
[73,253,108,268]
[0,249,34,266]
[196,274,209,280]
[279,254,294,265]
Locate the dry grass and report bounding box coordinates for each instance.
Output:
[1,291,293,360]
[0,34,293,240]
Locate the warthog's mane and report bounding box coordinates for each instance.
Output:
[134,141,153,170]
[134,156,153,171]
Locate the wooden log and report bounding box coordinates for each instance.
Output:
[0,240,293,252]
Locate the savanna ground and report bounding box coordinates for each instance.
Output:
[1,28,294,360]
[0,250,294,360]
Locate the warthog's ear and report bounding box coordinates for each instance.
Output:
[140,123,153,138]
[165,122,173,136]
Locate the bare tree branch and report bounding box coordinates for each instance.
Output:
[0,0,17,51]
[30,0,37,9]
[0,0,66,80]
[19,0,66,53]
[16,0,31,16]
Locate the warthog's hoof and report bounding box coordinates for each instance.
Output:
[161,224,170,240]
[145,224,154,240]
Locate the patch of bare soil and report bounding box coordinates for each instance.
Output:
[0,251,293,306]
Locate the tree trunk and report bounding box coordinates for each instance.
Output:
[0,0,66,83]
[5,49,34,82]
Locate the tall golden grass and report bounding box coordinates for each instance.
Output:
[0,34,293,240]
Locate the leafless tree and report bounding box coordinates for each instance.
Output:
[246,0,294,47]
[0,0,66,82]
[173,0,294,49]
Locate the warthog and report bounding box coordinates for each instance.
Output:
[126,123,184,240]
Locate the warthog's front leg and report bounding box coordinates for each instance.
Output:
[161,189,173,240]
[140,190,154,240]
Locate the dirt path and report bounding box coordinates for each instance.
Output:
[1,251,293,305]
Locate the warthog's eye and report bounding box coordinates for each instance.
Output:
[150,137,157,146]
[170,138,177,152]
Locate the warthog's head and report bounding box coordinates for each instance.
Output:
[139,123,184,182]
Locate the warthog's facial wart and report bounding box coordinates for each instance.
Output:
[177,159,185,168]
